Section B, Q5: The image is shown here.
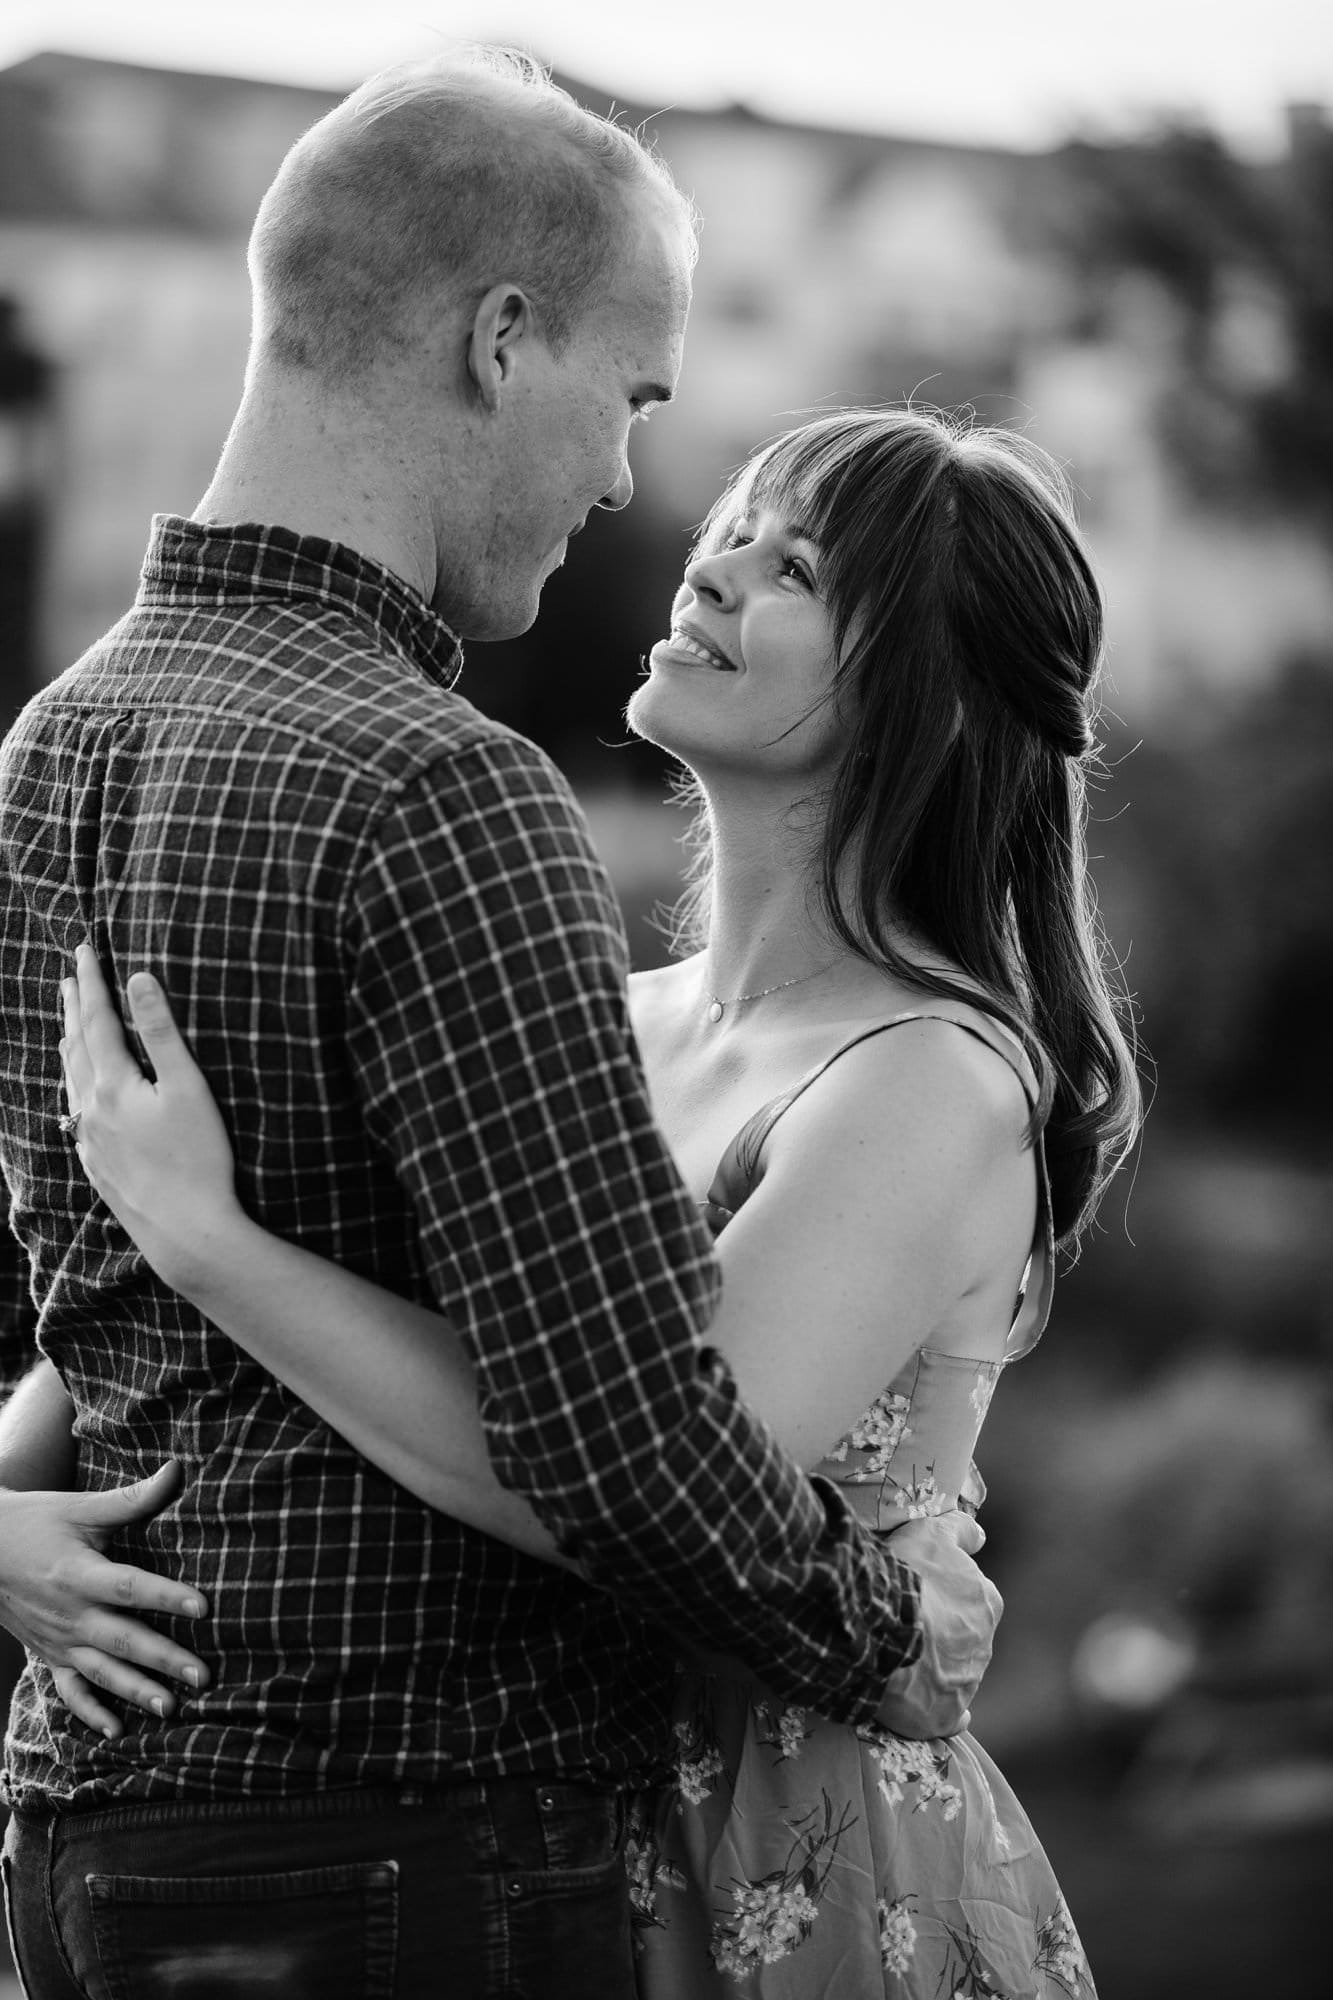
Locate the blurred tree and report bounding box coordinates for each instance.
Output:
[976,1351,1333,1751]
[0,296,54,735]
[1252,110,1333,525]
[1098,654,1333,1156]
[1058,116,1333,524]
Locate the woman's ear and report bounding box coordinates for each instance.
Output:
[465,283,534,413]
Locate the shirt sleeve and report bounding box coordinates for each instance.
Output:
[343,733,924,1724]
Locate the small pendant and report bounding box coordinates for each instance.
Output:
[706,1000,724,1024]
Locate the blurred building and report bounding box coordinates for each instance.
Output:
[0,49,1330,720]
[0,54,330,688]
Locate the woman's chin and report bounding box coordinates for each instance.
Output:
[626,680,776,785]
[623,680,685,757]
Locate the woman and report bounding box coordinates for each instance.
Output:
[32,407,1138,1995]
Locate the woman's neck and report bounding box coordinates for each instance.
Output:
[692,783,947,1015]
[699,793,839,1003]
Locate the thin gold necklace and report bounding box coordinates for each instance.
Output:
[704,961,836,1024]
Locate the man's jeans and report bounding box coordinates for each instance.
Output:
[2,1776,635,1998]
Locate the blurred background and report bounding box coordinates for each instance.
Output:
[1,3,1330,1992]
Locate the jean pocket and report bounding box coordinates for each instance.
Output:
[86,1858,398,2000]
[529,1782,624,1878]
[482,1807,635,2000]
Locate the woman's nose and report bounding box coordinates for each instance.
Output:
[682,546,736,604]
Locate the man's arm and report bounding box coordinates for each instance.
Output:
[345,736,940,1725]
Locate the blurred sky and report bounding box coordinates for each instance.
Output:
[0,0,1328,156]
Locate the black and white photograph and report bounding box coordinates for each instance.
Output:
[0,3,1328,1994]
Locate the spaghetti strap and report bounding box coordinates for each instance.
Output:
[717,1007,1039,1180]
[704,1007,1054,1357]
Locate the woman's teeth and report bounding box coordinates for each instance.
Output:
[671,630,734,670]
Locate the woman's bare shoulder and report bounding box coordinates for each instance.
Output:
[768,1006,1033,1183]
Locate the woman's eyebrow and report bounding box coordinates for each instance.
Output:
[783,518,821,548]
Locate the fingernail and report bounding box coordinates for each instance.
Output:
[103,1724,119,1741]
[182,1598,203,1619]
[150,1696,166,1716]
[184,1666,201,1686]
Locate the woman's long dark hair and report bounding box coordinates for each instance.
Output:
[671,407,1142,1245]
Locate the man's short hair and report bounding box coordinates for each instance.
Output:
[249,46,697,382]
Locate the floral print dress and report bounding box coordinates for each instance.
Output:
[629,1011,1096,2000]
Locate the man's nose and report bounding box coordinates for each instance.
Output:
[597,456,634,513]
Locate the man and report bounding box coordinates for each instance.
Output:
[0,49,996,1997]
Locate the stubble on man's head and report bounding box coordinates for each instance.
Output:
[244,49,698,399]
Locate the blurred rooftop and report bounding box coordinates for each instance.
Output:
[0,50,1330,716]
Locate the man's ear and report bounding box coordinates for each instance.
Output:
[466,284,536,413]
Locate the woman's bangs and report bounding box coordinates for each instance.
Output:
[745,428,859,551]
[694,413,931,627]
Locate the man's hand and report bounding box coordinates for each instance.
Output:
[0,1461,210,1740]
[873,1509,1002,1739]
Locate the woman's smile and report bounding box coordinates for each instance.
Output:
[650,624,739,673]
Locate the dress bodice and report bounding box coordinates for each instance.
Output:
[700,1008,1054,1533]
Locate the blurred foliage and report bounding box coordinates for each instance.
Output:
[985,1351,1333,1677]
[1015,660,1333,1389]
[1096,654,1333,1159]
[1060,119,1333,521]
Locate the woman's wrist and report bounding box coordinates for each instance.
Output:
[150,1200,258,1310]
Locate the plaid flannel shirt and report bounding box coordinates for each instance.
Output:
[0,518,922,1809]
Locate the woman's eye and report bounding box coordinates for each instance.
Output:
[782,556,814,587]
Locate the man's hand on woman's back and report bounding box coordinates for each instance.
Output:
[872,1510,1002,1738]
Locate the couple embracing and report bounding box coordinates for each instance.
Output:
[0,46,1138,2000]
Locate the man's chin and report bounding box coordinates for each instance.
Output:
[480,596,542,643]
[433,588,541,645]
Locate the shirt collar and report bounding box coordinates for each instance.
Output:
[138,515,464,693]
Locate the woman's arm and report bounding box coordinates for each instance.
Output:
[160,1208,573,1567]
[0,1359,210,1734]
[0,1353,77,1490]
